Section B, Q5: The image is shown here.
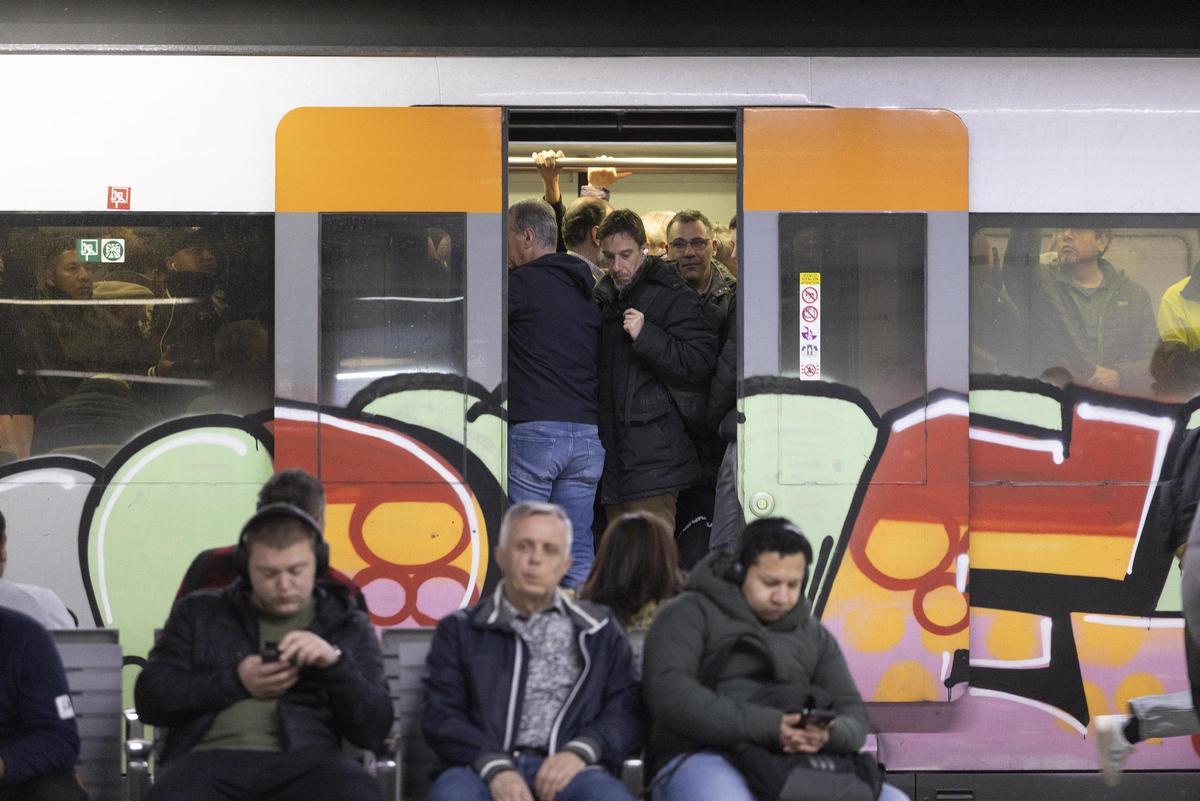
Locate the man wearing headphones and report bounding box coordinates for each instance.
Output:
[134,480,392,801]
[641,518,909,801]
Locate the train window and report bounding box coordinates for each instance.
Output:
[0,215,274,466]
[318,214,466,409]
[969,215,1200,401]
[779,213,927,412]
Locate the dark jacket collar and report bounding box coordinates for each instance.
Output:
[518,252,596,297]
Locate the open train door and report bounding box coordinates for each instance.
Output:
[739,108,969,703]
[273,107,507,628]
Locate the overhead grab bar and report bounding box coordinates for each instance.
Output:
[507,156,736,173]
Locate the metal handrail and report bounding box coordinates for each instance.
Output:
[507,156,736,173]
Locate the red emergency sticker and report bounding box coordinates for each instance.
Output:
[107,186,131,210]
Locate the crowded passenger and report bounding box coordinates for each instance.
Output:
[562,198,610,284]
[969,230,1022,375]
[422,501,642,801]
[507,199,605,588]
[532,150,622,257]
[640,211,673,258]
[1024,227,1158,393]
[0,603,88,800]
[187,320,272,415]
[30,376,150,460]
[642,517,909,801]
[712,223,736,276]
[706,297,743,553]
[595,210,718,533]
[1157,257,1200,349]
[579,511,684,631]
[152,233,230,379]
[0,509,74,630]
[664,210,735,559]
[1095,427,1200,785]
[134,490,392,801]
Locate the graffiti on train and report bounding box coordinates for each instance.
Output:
[1,368,1195,762]
[0,373,503,707]
[742,374,1195,764]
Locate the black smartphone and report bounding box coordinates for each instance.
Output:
[262,642,280,663]
[800,708,837,729]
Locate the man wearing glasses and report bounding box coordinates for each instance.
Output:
[665,211,737,557]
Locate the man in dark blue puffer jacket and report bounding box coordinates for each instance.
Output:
[423,502,642,801]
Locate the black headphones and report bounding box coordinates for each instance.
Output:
[234,502,329,580]
[725,522,813,593]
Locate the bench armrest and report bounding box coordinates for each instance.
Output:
[621,757,644,798]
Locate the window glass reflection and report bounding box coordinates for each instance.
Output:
[319,214,465,408]
[779,214,926,413]
[970,216,1200,401]
[0,216,274,465]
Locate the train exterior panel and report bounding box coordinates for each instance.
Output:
[1,55,1199,778]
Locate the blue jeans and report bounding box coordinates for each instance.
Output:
[428,755,632,801]
[508,421,605,587]
[652,751,911,801]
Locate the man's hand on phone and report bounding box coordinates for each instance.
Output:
[237,654,299,699]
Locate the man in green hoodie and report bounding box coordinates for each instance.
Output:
[642,518,908,801]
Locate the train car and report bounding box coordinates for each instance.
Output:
[2,6,1200,798]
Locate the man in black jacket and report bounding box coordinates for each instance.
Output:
[664,209,736,560]
[508,198,605,588]
[594,210,718,533]
[135,498,392,801]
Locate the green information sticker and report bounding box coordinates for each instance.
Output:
[77,238,100,262]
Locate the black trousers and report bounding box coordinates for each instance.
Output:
[0,771,89,801]
[146,749,382,801]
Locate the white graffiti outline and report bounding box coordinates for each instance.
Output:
[95,432,250,625]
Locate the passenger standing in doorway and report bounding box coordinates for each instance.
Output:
[665,210,735,562]
[507,199,605,588]
[562,198,611,285]
[595,210,718,534]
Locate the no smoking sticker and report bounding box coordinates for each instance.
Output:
[798,273,821,380]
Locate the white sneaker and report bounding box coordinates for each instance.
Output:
[1094,714,1135,787]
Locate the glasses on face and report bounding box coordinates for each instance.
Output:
[669,238,710,253]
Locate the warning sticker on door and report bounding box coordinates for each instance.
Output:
[798,272,821,380]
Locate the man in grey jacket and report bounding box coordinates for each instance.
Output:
[642,518,908,801]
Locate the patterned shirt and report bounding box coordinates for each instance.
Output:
[499,588,582,751]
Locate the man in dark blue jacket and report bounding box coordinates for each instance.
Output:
[507,199,605,588]
[135,498,392,801]
[0,606,88,800]
[423,501,641,801]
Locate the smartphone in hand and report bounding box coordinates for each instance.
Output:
[799,708,837,729]
[262,641,280,663]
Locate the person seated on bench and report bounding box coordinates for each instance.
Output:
[134,496,392,801]
[0,607,88,800]
[174,469,368,613]
[642,517,910,801]
[422,501,642,801]
[0,509,75,629]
